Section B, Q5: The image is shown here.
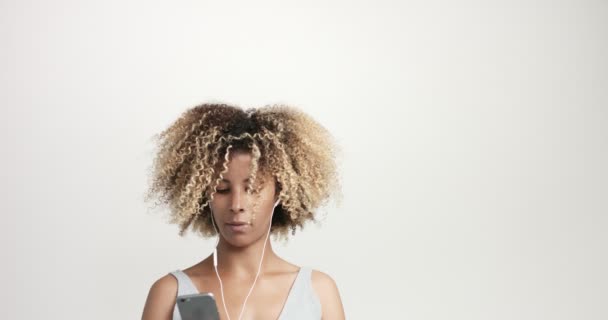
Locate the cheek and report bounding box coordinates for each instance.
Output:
[209,195,225,208]
[257,202,276,218]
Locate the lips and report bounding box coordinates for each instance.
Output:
[226,221,249,233]
[226,221,248,226]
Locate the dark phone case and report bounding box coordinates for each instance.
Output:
[176,293,220,320]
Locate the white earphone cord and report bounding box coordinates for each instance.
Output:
[210,199,280,320]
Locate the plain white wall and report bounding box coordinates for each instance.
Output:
[1,0,606,319]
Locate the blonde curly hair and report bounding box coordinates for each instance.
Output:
[144,103,342,241]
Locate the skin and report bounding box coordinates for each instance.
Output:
[141,151,345,320]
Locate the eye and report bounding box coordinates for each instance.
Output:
[215,187,253,194]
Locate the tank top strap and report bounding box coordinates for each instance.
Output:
[300,266,322,316]
[169,270,201,320]
[278,266,322,319]
[169,270,199,296]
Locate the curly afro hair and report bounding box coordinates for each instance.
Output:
[144,103,342,241]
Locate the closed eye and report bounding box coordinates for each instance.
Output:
[215,188,254,194]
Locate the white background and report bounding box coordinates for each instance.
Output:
[1,0,607,319]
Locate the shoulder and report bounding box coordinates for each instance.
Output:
[150,273,179,296]
[310,269,346,320]
[141,273,178,320]
[310,269,336,290]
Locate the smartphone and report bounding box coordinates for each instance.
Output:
[176,292,220,320]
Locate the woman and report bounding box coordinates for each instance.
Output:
[141,103,345,320]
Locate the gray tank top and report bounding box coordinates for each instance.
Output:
[169,266,321,320]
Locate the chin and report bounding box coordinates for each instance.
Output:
[224,237,250,248]
[221,231,253,247]
[221,228,266,248]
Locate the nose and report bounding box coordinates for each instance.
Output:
[229,188,247,213]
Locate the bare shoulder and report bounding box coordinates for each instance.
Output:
[310,269,335,290]
[310,269,346,320]
[141,273,178,320]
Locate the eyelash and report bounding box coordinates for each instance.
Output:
[216,188,254,194]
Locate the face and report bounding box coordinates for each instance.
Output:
[209,151,279,247]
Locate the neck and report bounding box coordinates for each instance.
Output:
[214,235,277,279]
